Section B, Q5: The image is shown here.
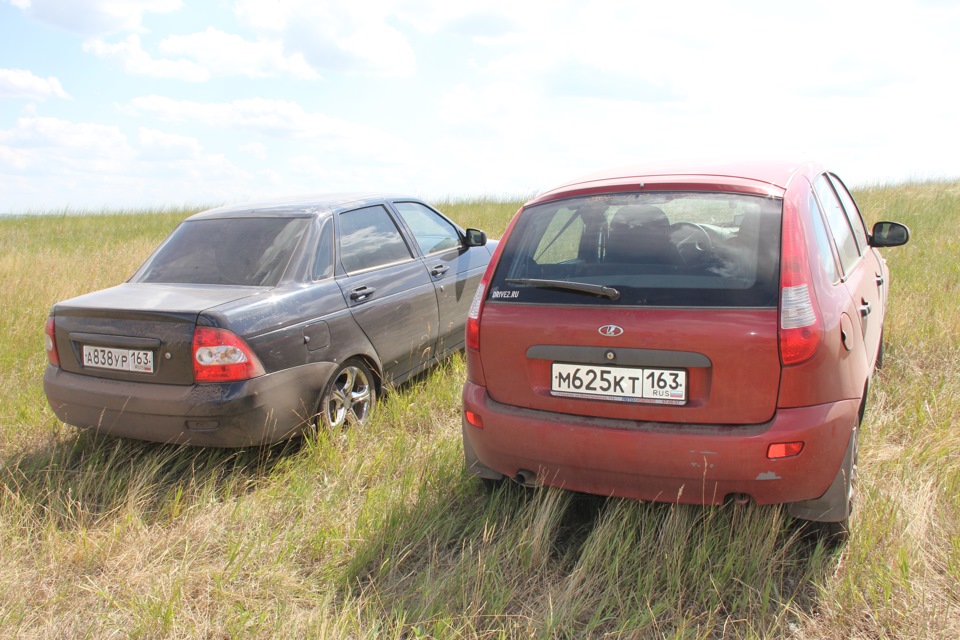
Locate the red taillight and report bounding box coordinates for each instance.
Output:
[44,316,60,367]
[466,208,519,354]
[465,278,488,351]
[767,442,804,459]
[779,197,823,365]
[192,327,265,383]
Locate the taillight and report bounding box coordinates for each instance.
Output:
[192,327,265,382]
[466,209,519,353]
[44,316,60,367]
[779,198,823,365]
[465,278,488,351]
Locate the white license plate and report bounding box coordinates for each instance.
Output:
[551,363,687,405]
[82,345,154,373]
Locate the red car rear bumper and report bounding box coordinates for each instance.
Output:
[462,380,858,506]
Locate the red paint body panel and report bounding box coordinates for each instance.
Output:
[478,305,780,424]
[463,160,904,513]
[776,175,875,407]
[532,175,785,207]
[530,161,802,206]
[463,380,857,505]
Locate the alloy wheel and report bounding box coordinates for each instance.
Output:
[322,362,374,429]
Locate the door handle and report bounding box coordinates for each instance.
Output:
[430,264,450,277]
[350,285,376,301]
[859,299,872,318]
[875,274,884,287]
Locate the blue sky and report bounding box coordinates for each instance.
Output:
[1,0,958,213]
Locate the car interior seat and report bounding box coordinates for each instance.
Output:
[604,204,677,266]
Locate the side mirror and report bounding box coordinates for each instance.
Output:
[870,221,910,248]
[464,228,487,247]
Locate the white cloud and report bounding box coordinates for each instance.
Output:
[1,115,129,156]
[0,142,30,170]
[0,68,71,100]
[125,95,410,157]
[234,0,416,77]
[438,82,535,132]
[389,0,540,37]
[0,115,138,208]
[429,0,960,109]
[8,0,181,36]
[158,28,318,79]
[3,0,960,212]
[83,29,319,81]
[0,115,257,210]
[238,142,268,160]
[137,128,202,161]
[422,0,960,191]
[84,34,209,82]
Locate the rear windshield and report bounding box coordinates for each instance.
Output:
[489,192,782,307]
[133,217,310,287]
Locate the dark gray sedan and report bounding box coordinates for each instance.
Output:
[43,193,495,447]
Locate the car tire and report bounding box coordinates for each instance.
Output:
[318,359,376,430]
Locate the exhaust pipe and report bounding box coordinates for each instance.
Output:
[513,469,537,486]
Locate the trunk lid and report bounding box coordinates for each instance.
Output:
[477,189,785,425]
[52,283,265,385]
[479,304,780,424]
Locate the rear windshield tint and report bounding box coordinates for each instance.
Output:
[134,217,310,287]
[489,192,782,307]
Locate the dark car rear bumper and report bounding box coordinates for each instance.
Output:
[43,362,337,447]
[462,380,858,507]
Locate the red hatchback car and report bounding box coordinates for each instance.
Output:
[462,161,909,536]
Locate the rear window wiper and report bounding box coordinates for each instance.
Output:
[505,278,620,300]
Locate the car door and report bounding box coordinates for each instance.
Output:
[813,174,883,368]
[391,200,487,353]
[335,204,440,379]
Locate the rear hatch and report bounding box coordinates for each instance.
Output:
[53,283,265,385]
[480,190,783,425]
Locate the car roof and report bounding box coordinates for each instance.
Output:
[531,160,824,205]
[188,192,416,220]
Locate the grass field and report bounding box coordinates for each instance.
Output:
[0,186,957,638]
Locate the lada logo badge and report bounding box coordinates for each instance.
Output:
[598,324,624,337]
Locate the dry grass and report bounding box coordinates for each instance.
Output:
[0,187,957,638]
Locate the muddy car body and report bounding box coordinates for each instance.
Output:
[45,193,494,447]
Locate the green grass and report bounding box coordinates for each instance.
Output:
[1,187,958,638]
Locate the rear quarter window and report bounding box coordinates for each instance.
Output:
[808,191,841,284]
[489,192,782,307]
